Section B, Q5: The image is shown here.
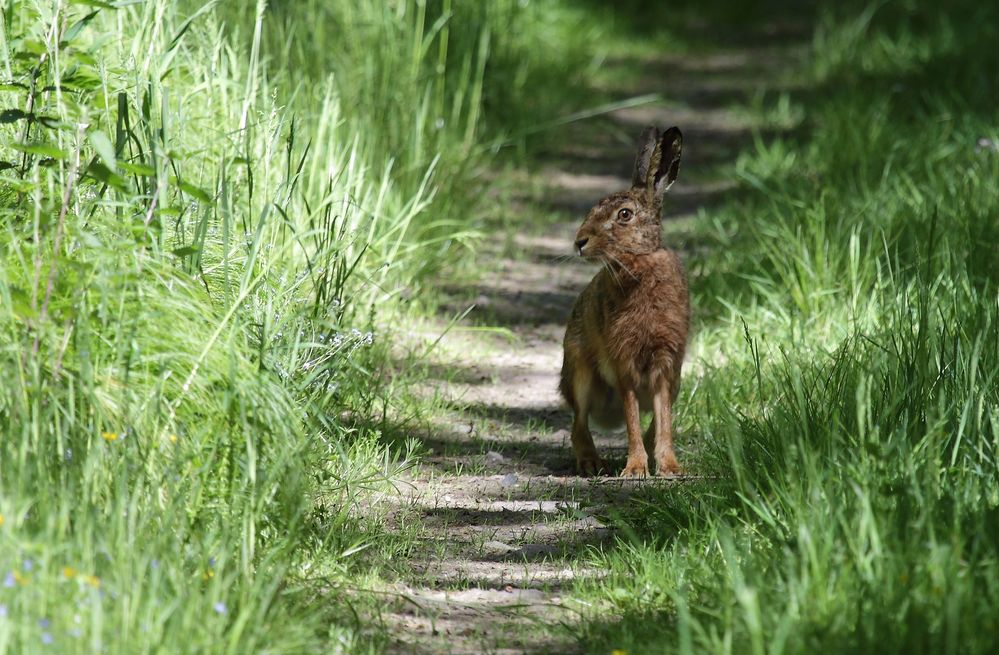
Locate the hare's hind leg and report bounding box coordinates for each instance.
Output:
[567,363,603,475]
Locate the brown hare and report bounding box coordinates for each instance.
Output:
[559,126,689,477]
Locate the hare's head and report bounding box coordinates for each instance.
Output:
[574,126,682,260]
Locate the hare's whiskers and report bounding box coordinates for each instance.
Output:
[600,257,622,289]
[607,252,637,282]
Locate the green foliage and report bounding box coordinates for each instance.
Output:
[0,2,398,650]
[5,0,996,651]
[577,1,999,653]
[0,0,594,652]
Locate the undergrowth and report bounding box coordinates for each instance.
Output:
[4,0,996,653]
[577,1,999,653]
[0,1,595,652]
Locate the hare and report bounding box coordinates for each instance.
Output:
[559,126,689,477]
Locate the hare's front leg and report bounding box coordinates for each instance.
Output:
[620,387,650,477]
[652,385,682,476]
[569,364,603,476]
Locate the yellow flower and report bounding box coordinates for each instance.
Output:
[102,432,119,442]
[12,570,26,585]
[169,434,178,444]
[612,651,629,655]
[202,569,214,580]
[63,566,78,579]
[0,513,5,527]
[84,575,101,589]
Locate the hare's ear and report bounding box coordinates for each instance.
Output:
[651,126,682,200]
[631,126,660,189]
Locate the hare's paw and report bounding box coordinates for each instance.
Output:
[655,453,683,477]
[576,453,605,477]
[620,457,649,478]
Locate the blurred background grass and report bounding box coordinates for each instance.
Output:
[0,0,997,653]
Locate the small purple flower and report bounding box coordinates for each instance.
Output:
[0,603,8,617]
[41,632,53,644]
[3,572,14,588]
[208,557,216,568]
[150,559,159,570]
[22,559,33,572]
[38,618,50,629]
[213,601,227,615]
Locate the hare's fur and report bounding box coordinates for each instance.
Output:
[559,127,690,477]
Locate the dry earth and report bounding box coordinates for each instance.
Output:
[373,27,804,655]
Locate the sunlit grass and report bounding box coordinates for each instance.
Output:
[4,0,997,652]
[574,1,999,653]
[0,0,598,652]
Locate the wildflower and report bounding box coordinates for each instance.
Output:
[22,559,33,572]
[213,602,227,615]
[84,575,101,589]
[0,603,7,617]
[202,569,214,580]
[169,434,178,444]
[0,514,4,527]
[62,567,77,579]
[41,632,53,644]
[150,559,159,570]
[612,651,628,655]
[4,571,25,587]
[101,432,118,442]
[38,618,50,629]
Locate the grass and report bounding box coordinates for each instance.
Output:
[2,0,998,653]
[0,0,597,652]
[570,1,999,653]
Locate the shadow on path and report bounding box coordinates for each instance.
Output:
[381,4,816,653]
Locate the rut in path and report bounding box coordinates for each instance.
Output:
[376,22,807,655]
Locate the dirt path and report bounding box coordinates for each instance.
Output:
[378,25,805,655]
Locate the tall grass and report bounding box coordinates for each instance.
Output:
[578,1,999,653]
[218,0,601,279]
[0,1,595,652]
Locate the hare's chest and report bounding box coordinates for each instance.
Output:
[608,289,673,349]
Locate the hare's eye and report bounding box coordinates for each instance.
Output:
[617,208,633,222]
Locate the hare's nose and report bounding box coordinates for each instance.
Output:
[574,237,589,254]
